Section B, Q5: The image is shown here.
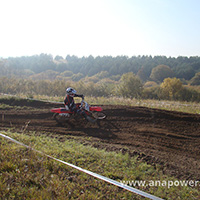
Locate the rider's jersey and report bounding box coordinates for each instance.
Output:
[64,94,83,111]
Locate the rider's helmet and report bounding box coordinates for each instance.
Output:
[66,87,77,97]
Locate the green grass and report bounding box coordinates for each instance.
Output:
[30,94,200,114]
[1,94,200,114]
[0,131,199,199]
[31,94,200,114]
[0,103,34,110]
[87,96,200,114]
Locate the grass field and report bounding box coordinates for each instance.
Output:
[0,131,199,200]
[0,94,200,199]
[31,94,200,114]
[1,93,200,114]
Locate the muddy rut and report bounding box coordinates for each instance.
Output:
[0,98,200,180]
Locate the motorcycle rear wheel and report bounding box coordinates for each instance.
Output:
[53,113,70,124]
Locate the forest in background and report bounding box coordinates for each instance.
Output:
[0,54,200,102]
[1,54,200,83]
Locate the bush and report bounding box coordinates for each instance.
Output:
[179,87,200,102]
[160,78,183,100]
[144,81,158,88]
[115,72,143,98]
[190,72,200,85]
[142,86,161,99]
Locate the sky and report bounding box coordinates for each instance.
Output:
[0,0,200,58]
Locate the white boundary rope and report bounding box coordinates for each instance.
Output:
[0,133,163,200]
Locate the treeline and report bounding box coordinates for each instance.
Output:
[1,54,200,102]
[0,54,200,84]
[1,74,200,102]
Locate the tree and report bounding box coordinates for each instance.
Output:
[190,72,200,85]
[0,59,7,76]
[160,77,183,100]
[60,70,73,77]
[30,70,59,80]
[54,55,64,61]
[137,66,148,82]
[72,73,84,81]
[174,64,195,80]
[150,65,174,83]
[144,81,158,88]
[116,72,143,98]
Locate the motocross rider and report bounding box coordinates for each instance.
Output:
[64,87,84,112]
[64,87,95,122]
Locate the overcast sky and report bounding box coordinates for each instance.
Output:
[0,0,200,58]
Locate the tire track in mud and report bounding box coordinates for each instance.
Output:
[0,99,200,180]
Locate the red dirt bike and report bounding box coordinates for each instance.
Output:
[51,100,106,125]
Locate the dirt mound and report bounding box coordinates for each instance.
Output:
[0,99,200,180]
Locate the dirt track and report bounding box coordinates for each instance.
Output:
[0,98,200,180]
